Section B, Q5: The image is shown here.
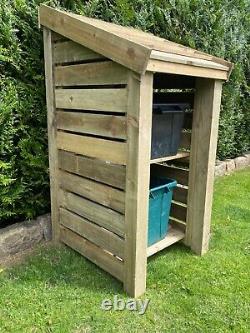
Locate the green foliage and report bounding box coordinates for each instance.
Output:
[0,0,249,224]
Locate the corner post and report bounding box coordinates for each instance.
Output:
[43,28,60,241]
[124,71,153,297]
[186,78,223,255]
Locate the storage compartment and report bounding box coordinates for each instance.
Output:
[148,176,177,246]
[151,103,188,159]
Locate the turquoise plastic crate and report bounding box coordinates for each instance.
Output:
[148,176,177,246]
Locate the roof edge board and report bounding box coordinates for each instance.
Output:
[39,5,151,74]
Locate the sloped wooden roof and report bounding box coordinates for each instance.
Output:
[39,5,232,79]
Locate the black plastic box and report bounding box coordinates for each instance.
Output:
[151,103,188,159]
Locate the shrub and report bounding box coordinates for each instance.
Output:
[0,0,249,225]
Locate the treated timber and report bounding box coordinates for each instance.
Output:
[59,190,124,237]
[39,5,151,74]
[55,88,127,112]
[59,170,125,213]
[57,131,126,165]
[58,150,126,190]
[147,60,228,80]
[151,164,189,186]
[43,28,60,241]
[173,186,188,205]
[186,78,223,255]
[60,208,124,258]
[124,71,153,297]
[170,202,187,222]
[56,111,127,140]
[60,226,124,281]
[55,61,128,86]
[150,152,190,164]
[54,40,105,64]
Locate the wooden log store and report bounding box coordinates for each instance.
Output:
[39,5,232,297]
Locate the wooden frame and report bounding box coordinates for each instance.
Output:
[40,5,231,297]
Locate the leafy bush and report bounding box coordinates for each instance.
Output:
[0,0,249,225]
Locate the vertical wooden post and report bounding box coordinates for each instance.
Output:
[124,71,153,297]
[43,28,60,241]
[186,78,223,255]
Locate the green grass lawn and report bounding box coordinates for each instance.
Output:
[0,168,249,333]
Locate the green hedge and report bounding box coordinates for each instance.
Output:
[0,0,249,225]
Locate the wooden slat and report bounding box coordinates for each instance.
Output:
[57,132,126,165]
[58,150,126,190]
[147,226,185,257]
[180,131,192,150]
[55,88,127,113]
[153,73,195,89]
[173,186,188,205]
[153,92,194,107]
[60,226,124,281]
[55,61,128,86]
[54,40,105,64]
[60,208,124,258]
[124,72,153,297]
[186,79,223,255]
[169,219,186,232]
[39,5,151,74]
[59,190,124,237]
[56,111,127,140]
[51,32,66,43]
[170,202,187,222]
[151,164,189,186]
[43,28,60,241]
[150,151,190,164]
[147,59,228,80]
[59,170,125,214]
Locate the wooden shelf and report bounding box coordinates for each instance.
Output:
[150,151,190,164]
[147,226,185,257]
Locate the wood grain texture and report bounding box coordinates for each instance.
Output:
[58,150,126,190]
[56,111,127,140]
[55,61,128,86]
[124,71,153,297]
[60,208,124,258]
[57,131,126,165]
[43,28,60,241]
[59,190,124,237]
[54,40,105,64]
[186,78,223,255]
[55,88,127,113]
[59,170,125,213]
[60,226,124,281]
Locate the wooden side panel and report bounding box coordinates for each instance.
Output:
[57,132,126,165]
[60,226,124,281]
[54,40,105,64]
[59,190,124,237]
[59,170,125,213]
[186,78,223,255]
[55,61,128,86]
[56,111,126,140]
[55,88,127,112]
[43,28,60,241]
[58,151,126,190]
[124,71,153,297]
[60,208,124,258]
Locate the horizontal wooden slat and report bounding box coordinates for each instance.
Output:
[52,32,67,43]
[58,150,126,190]
[170,202,187,222]
[55,88,127,113]
[173,186,188,205]
[180,131,192,150]
[60,226,124,281]
[169,219,186,232]
[55,61,128,86]
[57,132,126,165]
[153,92,194,107]
[151,164,189,186]
[59,170,125,213]
[56,111,126,140]
[153,73,196,89]
[150,151,190,164]
[60,208,124,258]
[59,190,124,237]
[54,40,105,64]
